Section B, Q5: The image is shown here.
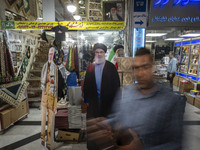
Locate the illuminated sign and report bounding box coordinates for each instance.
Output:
[149,0,200,27]
[134,0,146,12]
[133,28,145,57]
[1,21,125,30]
[154,0,200,9]
[182,41,190,45]
[175,42,181,46]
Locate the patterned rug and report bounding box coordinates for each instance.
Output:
[0,81,29,107]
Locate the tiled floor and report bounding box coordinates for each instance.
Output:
[0,85,200,150]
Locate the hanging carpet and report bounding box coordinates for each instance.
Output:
[0,81,29,107]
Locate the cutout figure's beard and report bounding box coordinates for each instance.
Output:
[95,56,105,64]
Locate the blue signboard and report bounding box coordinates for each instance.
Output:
[175,42,181,46]
[149,0,200,27]
[179,73,187,78]
[191,39,200,44]
[187,75,197,81]
[182,41,190,45]
[133,28,145,57]
[134,0,146,12]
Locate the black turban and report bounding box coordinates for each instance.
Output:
[114,45,124,53]
[93,43,107,53]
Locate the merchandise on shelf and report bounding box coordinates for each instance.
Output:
[88,0,103,21]
[188,44,200,76]
[180,45,190,74]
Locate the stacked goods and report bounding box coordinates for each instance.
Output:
[68,105,82,129]
[55,109,68,129]
[179,80,194,93]
[68,87,82,106]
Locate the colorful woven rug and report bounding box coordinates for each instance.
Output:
[0,81,29,107]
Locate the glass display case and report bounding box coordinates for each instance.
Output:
[175,38,200,81]
[180,45,190,74]
[188,44,200,76]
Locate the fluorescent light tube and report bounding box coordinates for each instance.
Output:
[146,33,167,37]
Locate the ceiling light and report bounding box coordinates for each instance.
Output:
[146,33,167,37]
[73,15,81,20]
[80,34,85,39]
[67,4,77,13]
[165,38,183,41]
[98,36,104,43]
[22,29,26,32]
[146,40,156,43]
[180,33,200,37]
[37,17,43,20]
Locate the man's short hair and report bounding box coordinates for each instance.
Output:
[169,51,174,56]
[135,48,151,56]
[135,48,153,62]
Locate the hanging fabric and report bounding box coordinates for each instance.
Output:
[74,46,79,79]
[71,46,75,72]
[0,34,14,84]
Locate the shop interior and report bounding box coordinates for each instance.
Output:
[1,27,200,149]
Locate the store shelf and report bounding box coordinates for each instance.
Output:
[188,73,197,76]
[190,54,199,56]
[89,2,101,4]
[190,63,198,65]
[89,16,102,18]
[89,9,101,11]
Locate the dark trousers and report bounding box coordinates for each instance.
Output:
[167,72,175,90]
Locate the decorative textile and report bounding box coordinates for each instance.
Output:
[6,0,17,8]
[71,47,75,71]
[0,38,6,78]
[116,57,134,72]
[74,46,79,79]
[41,61,57,97]
[0,35,14,84]
[0,81,29,107]
[66,47,72,71]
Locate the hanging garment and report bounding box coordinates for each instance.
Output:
[51,25,68,42]
[71,46,75,72]
[41,61,57,97]
[74,46,79,79]
[67,72,77,87]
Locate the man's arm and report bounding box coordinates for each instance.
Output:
[150,95,186,150]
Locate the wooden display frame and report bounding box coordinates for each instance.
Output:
[15,0,24,13]
[6,0,17,8]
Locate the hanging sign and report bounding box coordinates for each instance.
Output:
[149,0,200,27]
[1,21,15,29]
[1,21,125,30]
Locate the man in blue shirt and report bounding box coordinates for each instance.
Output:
[167,51,177,90]
[87,48,186,150]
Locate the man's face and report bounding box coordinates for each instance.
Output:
[132,54,153,89]
[95,48,105,64]
[169,53,172,58]
[111,7,117,14]
[117,49,124,57]
[48,48,54,63]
